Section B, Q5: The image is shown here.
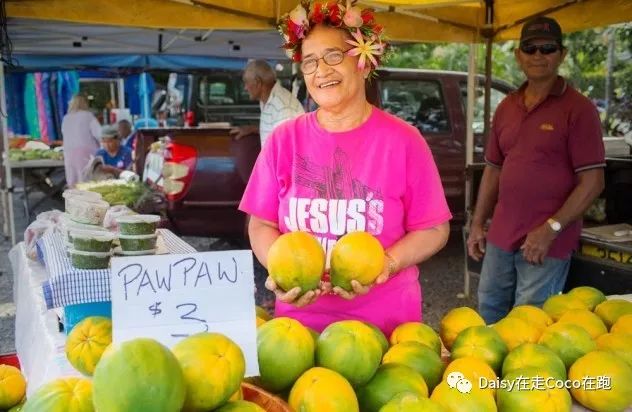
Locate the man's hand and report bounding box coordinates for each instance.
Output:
[229,125,257,140]
[264,276,325,307]
[520,223,557,265]
[467,223,487,261]
[332,254,392,300]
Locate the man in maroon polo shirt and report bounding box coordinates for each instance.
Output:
[466,16,605,324]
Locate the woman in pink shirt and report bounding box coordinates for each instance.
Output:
[239,1,451,335]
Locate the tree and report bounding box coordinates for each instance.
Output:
[387,24,631,135]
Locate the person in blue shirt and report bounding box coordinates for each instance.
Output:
[96,126,132,176]
[118,119,136,149]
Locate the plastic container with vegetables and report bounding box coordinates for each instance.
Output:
[118,233,158,252]
[66,197,110,225]
[116,215,160,235]
[71,230,116,253]
[69,249,112,270]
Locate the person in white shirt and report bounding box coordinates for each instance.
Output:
[61,94,101,187]
[230,60,304,147]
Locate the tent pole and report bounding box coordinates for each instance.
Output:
[118,78,125,109]
[0,62,16,245]
[460,43,477,299]
[483,37,493,138]
[141,72,150,125]
[482,0,494,138]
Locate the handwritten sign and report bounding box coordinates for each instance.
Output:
[110,251,259,376]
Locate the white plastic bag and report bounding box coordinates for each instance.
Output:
[103,205,136,232]
[24,210,64,260]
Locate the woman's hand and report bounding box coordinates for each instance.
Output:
[332,254,394,300]
[264,277,330,307]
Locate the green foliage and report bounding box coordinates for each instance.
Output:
[388,41,522,85]
[388,25,630,96]
[387,24,631,134]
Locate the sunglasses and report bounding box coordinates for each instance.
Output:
[520,43,561,55]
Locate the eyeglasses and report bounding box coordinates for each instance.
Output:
[300,49,349,75]
[520,43,561,55]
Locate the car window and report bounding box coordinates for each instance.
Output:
[198,76,251,106]
[459,83,507,134]
[379,80,450,134]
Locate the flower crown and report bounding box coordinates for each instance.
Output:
[278,0,387,73]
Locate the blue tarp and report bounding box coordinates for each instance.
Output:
[10,54,249,71]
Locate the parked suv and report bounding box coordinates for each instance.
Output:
[135,68,514,239]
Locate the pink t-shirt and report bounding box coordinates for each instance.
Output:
[239,106,452,335]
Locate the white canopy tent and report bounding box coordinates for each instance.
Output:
[7,18,286,60]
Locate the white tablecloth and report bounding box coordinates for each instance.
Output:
[9,241,632,408]
[10,243,80,396]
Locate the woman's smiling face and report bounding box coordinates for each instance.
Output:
[301,24,369,111]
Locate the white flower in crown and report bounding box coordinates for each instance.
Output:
[345,29,384,71]
[289,4,309,26]
[343,1,363,27]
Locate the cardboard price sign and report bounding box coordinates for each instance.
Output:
[110,250,259,376]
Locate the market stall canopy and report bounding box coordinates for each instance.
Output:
[6,18,285,69]
[6,0,632,45]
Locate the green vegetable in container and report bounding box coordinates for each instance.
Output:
[73,237,114,253]
[70,251,111,270]
[119,236,157,252]
[117,215,160,235]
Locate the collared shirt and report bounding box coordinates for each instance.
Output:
[96,145,133,170]
[259,81,304,147]
[485,76,605,259]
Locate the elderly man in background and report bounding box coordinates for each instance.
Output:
[230,60,304,147]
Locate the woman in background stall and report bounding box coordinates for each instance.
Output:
[61,94,101,187]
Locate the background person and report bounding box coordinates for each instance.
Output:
[61,94,101,187]
[239,1,451,335]
[117,119,135,149]
[467,16,605,324]
[96,126,133,177]
[230,60,304,148]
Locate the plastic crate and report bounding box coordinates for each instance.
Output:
[64,301,112,334]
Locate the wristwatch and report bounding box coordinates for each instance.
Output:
[547,218,562,233]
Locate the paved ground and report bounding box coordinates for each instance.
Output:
[0,178,479,354]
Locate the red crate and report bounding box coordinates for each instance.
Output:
[0,353,20,370]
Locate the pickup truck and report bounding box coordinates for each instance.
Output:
[134,68,515,240]
[135,68,632,246]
